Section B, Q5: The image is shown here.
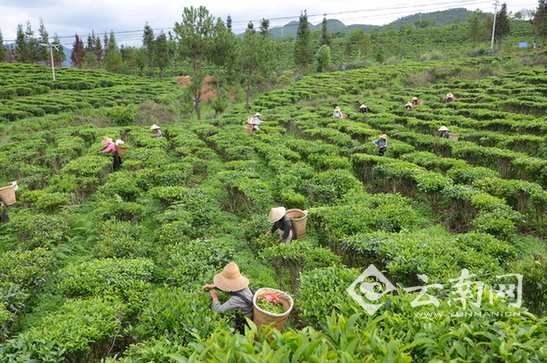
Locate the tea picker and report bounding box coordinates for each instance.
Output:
[372,134,388,156]
[0,182,18,223]
[265,207,294,243]
[202,262,254,332]
[246,113,265,134]
[150,124,163,138]
[99,137,122,171]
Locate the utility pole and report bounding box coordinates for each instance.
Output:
[41,43,59,81]
[490,0,499,50]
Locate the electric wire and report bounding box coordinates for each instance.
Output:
[2,0,536,47]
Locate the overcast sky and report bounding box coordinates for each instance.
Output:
[0,0,537,47]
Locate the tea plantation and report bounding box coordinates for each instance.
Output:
[1,52,547,362]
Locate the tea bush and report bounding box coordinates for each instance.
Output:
[93,221,158,259]
[0,297,126,363]
[130,287,232,344]
[260,240,342,291]
[6,212,69,250]
[298,169,361,206]
[159,239,235,287]
[55,258,155,305]
[20,190,74,213]
[298,266,361,327]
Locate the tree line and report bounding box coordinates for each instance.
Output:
[0,2,541,119]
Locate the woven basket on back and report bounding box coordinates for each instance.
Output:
[449,134,459,141]
[252,288,294,332]
[116,146,128,157]
[0,185,16,205]
[244,124,254,135]
[285,208,308,239]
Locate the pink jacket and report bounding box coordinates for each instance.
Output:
[100,143,117,153]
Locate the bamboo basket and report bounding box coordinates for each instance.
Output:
[449,134,459,141]
[244,124,254,135]
[0,185,16,205]
[116,145,129,157]
[286,208,308,239]
[252,288,293,332]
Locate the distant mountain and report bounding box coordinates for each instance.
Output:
[388,8,479,29]
[266,8,485,38]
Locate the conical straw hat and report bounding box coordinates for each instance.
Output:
[268,207,286,223]
[101,136,113,144]
[213,262,249,292]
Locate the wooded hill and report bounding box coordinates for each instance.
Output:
[268,8,478,38]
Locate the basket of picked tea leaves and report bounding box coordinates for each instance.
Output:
[0,184,16,205]
[252,288,293,332]
[285,209,308,239]
[116,143,129,157]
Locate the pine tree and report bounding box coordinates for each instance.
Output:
[154,32,171,78]
[531,0,547,43]
[15,22,39,63]
[495,3,511,49]
[84,31,99,68]
[468,10,486,48]
[70,34,85,68]
[0,28,6,62]
[52,33,66,67]
[38,18,49,63]
[226,15,233,31]
[260,19,270,37]
[320,15,331,47]
[174,6,217,120]
[142,23,155,67]
[294,10,313,68]
[208,19,238,117]
[104,30,123,72]
[239,29,275,111]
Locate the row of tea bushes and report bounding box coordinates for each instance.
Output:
[0,64,180,122]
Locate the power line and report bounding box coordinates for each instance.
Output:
[3,0,534,47]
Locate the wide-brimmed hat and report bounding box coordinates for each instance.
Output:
[254,112,261,117]
[268,207,286,223]
[360,104,367,108]
[380,134,388,140]
[406,102,412,106]
[150,124,160,130]
[334,106,341,111]
[438,126,449,131]
[213,262,249,292]
[446,93,454,98]
[412,97,418,100]
[101,136,113,145]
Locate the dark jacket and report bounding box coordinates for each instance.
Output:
[270,215,293,240]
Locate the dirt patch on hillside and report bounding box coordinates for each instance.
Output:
[176,76,217,102]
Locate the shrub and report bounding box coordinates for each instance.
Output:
[260,240,342,291]
[6,213,69,250]
[93,221,158,259]
[1,298,126,362]
[298,266,361,328]
[106,105,136,126]
[130,287,232,344]
[56,258,155,305]
[0,248,56,290]
[20,190,75,213]
[299,169,362,206]
[159,239,235,287]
